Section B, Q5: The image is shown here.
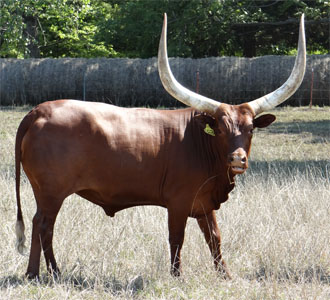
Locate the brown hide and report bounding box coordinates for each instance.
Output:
[15,99,275,279]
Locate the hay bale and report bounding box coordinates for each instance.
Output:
[0,56,329,107]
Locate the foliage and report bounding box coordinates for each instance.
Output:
[104,0,329,58]
[0,0,329,58]
[0,0,117,58]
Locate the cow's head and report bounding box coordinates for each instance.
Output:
[158,13,306,175]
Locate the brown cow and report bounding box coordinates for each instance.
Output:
[15,14,306,279]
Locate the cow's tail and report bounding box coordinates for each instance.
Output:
[15,110,36,255]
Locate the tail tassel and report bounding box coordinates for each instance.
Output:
[15,220,27,255]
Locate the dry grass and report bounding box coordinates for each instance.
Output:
[0,105,329,299]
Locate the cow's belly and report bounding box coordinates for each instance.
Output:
[76,186,217,218]
[76,186,166,217]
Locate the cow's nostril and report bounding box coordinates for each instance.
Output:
[229,154,247,165]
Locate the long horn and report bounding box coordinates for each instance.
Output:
[248,14,306,115]
[158,13,220,115]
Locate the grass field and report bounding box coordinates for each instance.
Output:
[0,105,329,299]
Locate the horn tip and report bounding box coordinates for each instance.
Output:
[300,13,305,28]
[163,13,167,29]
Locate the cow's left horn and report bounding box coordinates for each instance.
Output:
[158,13,220,115]
[248,14,306,115]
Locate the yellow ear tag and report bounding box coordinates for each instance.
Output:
[204,124,215,136]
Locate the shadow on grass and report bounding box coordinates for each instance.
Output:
[248,159,329,179]
[0,273,146,295]
[0,275,24,288]
[250,265,330,285]
[266,119,330,142]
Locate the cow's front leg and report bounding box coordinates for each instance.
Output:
[167,209,188,276]
[197,210,232,279]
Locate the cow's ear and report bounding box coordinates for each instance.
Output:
[194,114,217,136]
[253,114,276,128]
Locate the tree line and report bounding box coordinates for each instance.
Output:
[0,0,329,59]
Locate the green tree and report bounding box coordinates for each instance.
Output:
[0,0,329,58]
[98,0,233,58]
[0,0,117,58]
[103,0,329,58]
[230,0,330,56]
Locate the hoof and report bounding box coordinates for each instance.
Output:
[221,269,232,280]
[48,268,61,280]
[170,268,181,277]
[216,261,232,280]
[25,272,39,281]
[217,269,232,280]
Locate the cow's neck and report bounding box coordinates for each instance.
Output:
[182,109,236,206]
[185,110,229,173]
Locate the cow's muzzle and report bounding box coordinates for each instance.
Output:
[228,152,248,175]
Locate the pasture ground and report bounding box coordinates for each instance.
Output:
[0,105,329,299]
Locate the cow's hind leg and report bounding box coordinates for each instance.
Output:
[197,210,232,279]
[26,195,63,279]
[167,208,188,276]
[41,213,60,277]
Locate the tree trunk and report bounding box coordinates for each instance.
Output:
[241,27,256,58]
[23,15,40,58]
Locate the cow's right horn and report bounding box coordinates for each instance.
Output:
[158,13,220,115]
[247,14,306,115]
